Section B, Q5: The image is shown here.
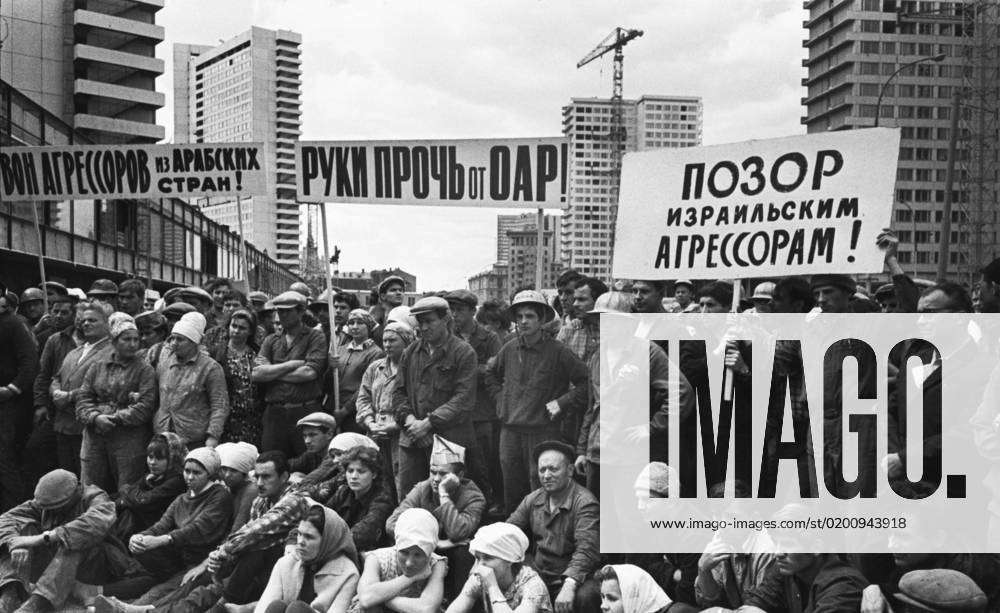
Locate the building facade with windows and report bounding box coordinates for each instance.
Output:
[174,27,303,271]
[1,0,166,143]
[802,0,999,280]
[561,95,703,279]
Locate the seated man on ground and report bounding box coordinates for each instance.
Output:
[352,508,447,613]
[289,412,337,479]
[506,441,601,613]
[0,469,116,613]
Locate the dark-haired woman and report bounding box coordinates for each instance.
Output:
[111,432,188,541]
[254,503,360,613]
[217,309,263,447]
[322,446,395,552]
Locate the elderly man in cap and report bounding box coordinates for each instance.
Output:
[0,291,38,511]
[393,295,481,498]
[387,434,485,599]
[288,411,337,477]
[0,469,115,613]
[155,312,229,448]
[87,279,119,311]
[252,291,327,457]
[507,440,600,613]
[486,290,589,514]
[177,287,214,323]
[445,288,502,510]
[49,301,114,476]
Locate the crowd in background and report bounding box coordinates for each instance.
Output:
[0,228,998,612]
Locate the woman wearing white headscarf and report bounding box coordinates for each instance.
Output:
[355,320,415,493]
[595,564,673,613]
[351,508,447,613]
[445,522,552,613]
[76,312,157,494]
[331,309,384,433]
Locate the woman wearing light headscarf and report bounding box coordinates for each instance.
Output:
[330,308,384,433]
[76,311,157,494]
[355,321,414,490]
[351,508,447,613]
[595,565,673,613]
[445,522,552,613]
[254,502,360,613]
[98,447,233,602]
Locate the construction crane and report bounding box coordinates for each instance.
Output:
[577,27,643,278]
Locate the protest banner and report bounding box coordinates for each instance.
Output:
[600,312,1000,553]
[612,129,901,279]
[0,143,267,201]
[296,138,568,208]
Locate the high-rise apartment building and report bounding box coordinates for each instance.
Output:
[174,27,303,271]
[802,0,1000,280]
[496,212,561,263]
[1,0,165,144]
[561,95,703,279]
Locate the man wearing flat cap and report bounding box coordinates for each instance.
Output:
[369,275,406,347]
[288,411,336,477]
[506,440,600,613]
[445,289,502,511]
[0,469,115,612]
[252,291,328,458]
[87,279,119,312]
[393,296,481,499]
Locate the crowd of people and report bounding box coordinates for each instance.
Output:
[0,228,997,612]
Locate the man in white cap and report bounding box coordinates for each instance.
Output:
[393,296,481,499]
[155,312,229,448]
[0,469,115,613]
[252,291,327,458]
[485,290,588,514]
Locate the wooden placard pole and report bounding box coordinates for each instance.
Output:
[30,204,48,313]
[319,202,340,412]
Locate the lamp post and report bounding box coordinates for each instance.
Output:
[874,53,946,127]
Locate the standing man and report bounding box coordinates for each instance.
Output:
[0,291,38,511]
[978,257,1000,313]
[87,280,119,312]
[669,279,698,313]
[632,280,668,314]
[116,280,146,317]
[555,269,584,327]
[445,289,502,511]
[556,277,607,363]
[393,296,479,498]
[17,289,47,330]
[155,312,229,448]
[252,291,327,457]
[487,290,588,513]
[370,275,405,345]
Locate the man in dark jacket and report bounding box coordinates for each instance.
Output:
[393,296,481,498]
[486,290,588,513]
[0,292,38,511]
[0,469,115,612]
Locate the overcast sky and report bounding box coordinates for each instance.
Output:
[157,0,808,291]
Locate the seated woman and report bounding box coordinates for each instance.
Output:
[596,565,676,613]
[351,508,447,613]
[445,522,551,613]
[252,502,360,613]
[322,447,395,552]
[102,447,234,601]
[111,433,187,541]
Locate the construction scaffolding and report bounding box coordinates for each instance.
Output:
[958,0,1000,282]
